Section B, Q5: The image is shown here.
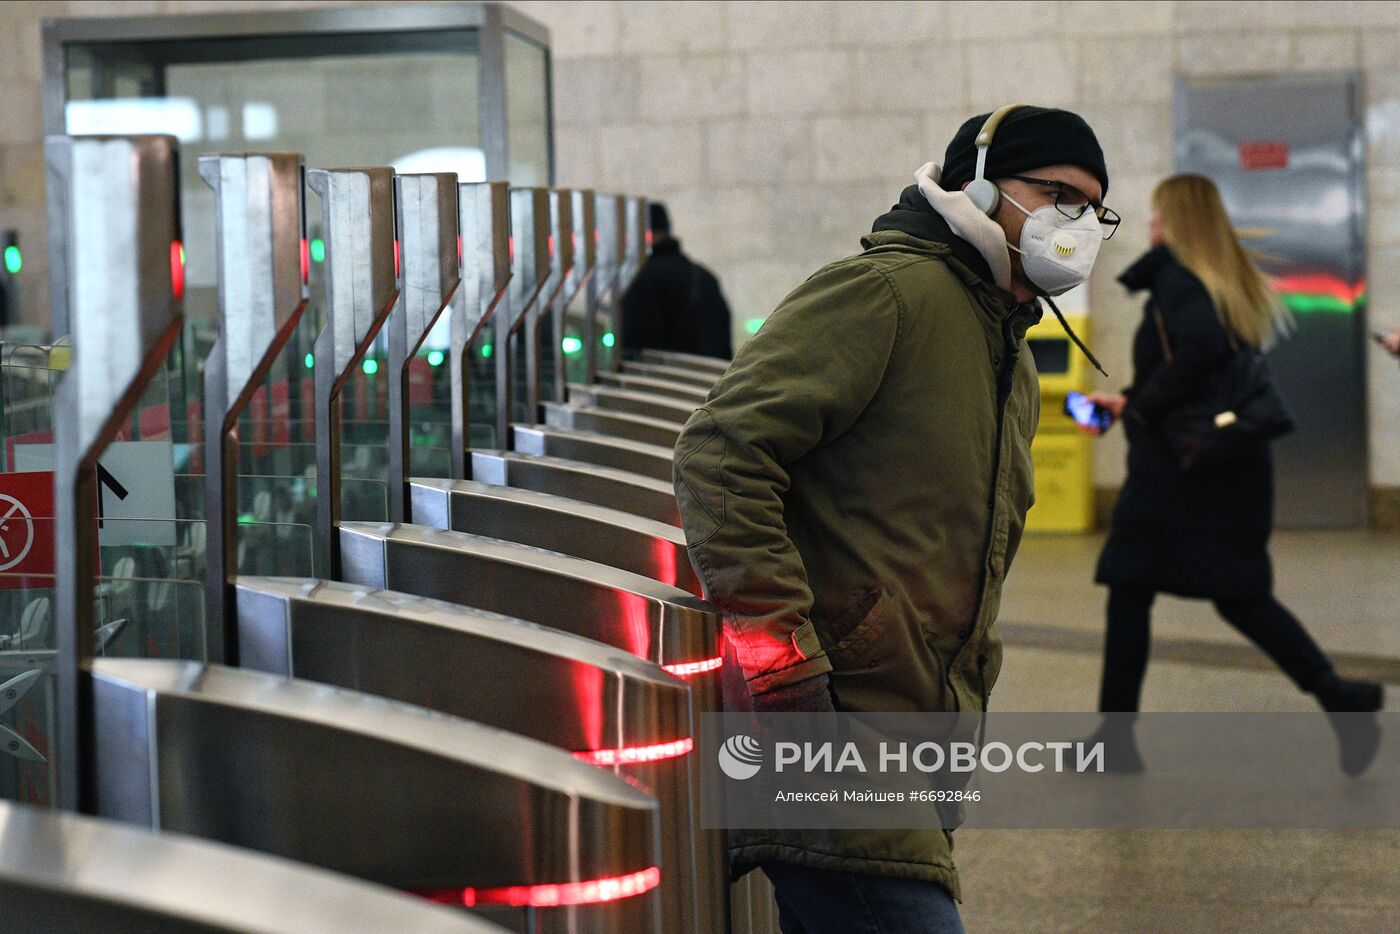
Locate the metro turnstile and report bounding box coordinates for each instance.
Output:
[49,141,663,933]
[542,402,682,447]
[620,360,720,389]
[0,800,503,933]
[510,423,676,482]
[568,382,699,424]
[595,371,710,403]
[640,347,733,375]
[409,478,700,596]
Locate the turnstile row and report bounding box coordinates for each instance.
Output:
[29,136,760,933]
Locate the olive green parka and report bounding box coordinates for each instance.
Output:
[673,196,1042,899]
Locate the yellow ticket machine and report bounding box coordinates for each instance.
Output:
[1025,308,1095,532]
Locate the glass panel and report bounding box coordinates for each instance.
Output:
[505,32,551,186]
[0,572,205,806]
[469,321,498,449]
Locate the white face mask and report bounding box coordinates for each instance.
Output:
[1001,188,1102,296]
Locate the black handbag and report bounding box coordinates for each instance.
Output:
[1153,307,1294,473]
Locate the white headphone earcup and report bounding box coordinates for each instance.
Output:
[964,178,1000,216]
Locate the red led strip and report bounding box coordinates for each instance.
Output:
[169,240,185,301]
[662,656,723,678]
[573,737,693,767]
[415,866,661,908]
[299,238,310,285]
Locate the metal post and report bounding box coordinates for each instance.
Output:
[387,173,460,522]
[199,153,309,665]
[556,189,596,402]
[496,187,548,447]
[587,194,622,384]
[308,168,397,579]
[50,135,182,812]
[449,182,510,479]
[523,188,572,419]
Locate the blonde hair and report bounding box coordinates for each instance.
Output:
[1152,174,1287,348]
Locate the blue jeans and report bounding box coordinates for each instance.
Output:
[760,861,965,934]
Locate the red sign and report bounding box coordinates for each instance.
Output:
[1239,140,1288,171]
[0,471,55,590]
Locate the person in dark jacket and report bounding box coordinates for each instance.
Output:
[620,202,733,360]
[1088,174,1383,774]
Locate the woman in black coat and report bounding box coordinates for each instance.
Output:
[1088,175,1381,773]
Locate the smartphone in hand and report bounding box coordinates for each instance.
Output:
[1064,390,1114,433]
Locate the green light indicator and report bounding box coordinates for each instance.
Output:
[561,336,583,355]
[362,358,379,376]
[179,244,186,265]
[601,332,615,348]
[427,349,445,367]
[2,245,20,275]
[745,317,764,335]
[304,353,314,369]
[237,514,257,526]
[481,343,493,359]
[310,238,326,263]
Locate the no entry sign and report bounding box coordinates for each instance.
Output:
[0,471,54,590]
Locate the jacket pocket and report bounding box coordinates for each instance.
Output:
[825,586,888,661]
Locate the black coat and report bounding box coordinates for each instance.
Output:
[620,238,733,359]
[1095,246,1275,600]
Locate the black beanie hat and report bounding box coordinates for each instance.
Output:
[649,201,671,234]
[940,106,1109,196]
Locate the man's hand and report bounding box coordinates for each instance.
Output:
[750,673,837,713]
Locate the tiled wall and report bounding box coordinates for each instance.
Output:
[3,0,1400,496]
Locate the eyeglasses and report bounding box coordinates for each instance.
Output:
[1006,175,1121,240]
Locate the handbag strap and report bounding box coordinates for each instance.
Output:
[1152,301,1242,365]
[1152,304,1174,362]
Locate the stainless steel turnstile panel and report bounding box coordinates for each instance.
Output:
[543,402,682,448]
[639,348,731,375]
[338,524,717,670]
[595,372,710,403]
[0,800,499,933]
[621,360,721,389]
[90,658,662,931]
[410,478,700,595]
[472,450,683,527]
[233,577,699,934]
[568,383,698,424]
[511,424,676,482]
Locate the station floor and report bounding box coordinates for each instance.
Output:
[954,530,1400,933]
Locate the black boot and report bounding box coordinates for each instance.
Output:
[1310,672,1383,777]
[1083,715,1145,774]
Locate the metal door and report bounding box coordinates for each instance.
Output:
[1175,72,1368,527]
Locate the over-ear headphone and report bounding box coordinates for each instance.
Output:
[963,103,1026,217]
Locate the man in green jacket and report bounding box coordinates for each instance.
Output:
[674,106,1115,932]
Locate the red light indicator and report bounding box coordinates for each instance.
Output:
[573,737,694,767]
[508,236,514,261]
[457,234,463,262]
[662,656,724,678]
[594,229,600,245]
[548,234,555,256]
[299,238,310,285]
[170,240,185,301]
[415,866,661,908]
[393,239,401,279]
[645,229,653,248]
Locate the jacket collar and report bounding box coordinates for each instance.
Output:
[1119,244,1174,293]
